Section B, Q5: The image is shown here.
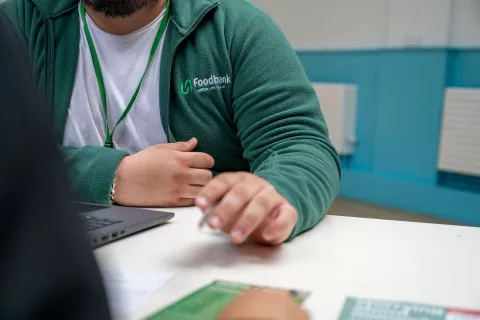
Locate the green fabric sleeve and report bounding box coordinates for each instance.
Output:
[63,146,129,204]
[231,13,341,240]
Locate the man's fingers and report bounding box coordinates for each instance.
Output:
[195,173,244,211]
[229,186,282,244]
[188,169,213,186]
[158,138,197,151]
[181,152,215,169]
[258,204,297,245]
[181,185,204,199]
[175,198,195,207]
[210,182,265,235]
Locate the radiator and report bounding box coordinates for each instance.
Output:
[313,83,358,155]
[438,87,480,176]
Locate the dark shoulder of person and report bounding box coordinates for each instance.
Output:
[0,13,111,320]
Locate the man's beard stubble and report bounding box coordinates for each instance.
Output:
[82,0,160,18]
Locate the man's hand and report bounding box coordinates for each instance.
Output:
[114,138,214,207]
[196,172,298,245]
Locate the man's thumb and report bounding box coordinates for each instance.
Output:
[161,138,198,151]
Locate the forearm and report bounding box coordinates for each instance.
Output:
[253,140,341,239]
[231,11,341,239]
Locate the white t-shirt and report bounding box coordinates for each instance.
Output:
[63,7,168,154]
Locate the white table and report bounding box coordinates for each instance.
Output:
[95,207,480,320]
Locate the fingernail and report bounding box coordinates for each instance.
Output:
[263,232,275,242]
[208,216,221,229]
[189,137,197,143]
[231,229,244,242]
[196,196,209,208]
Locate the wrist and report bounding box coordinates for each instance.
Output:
[113,156,132,205]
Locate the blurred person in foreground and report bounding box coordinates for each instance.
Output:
[0,0,341,246]
[0,13,309,320]
[0,12,111,319]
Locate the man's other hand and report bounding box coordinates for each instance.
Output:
[196,172,298,245]
[114,138,214,207]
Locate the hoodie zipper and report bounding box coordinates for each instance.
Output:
[164,1,221,143]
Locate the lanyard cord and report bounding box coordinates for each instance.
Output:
[79,0,171,148]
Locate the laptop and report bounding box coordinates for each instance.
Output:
[75,202,174,248]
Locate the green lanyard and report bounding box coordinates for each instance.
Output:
[79,1,171,148]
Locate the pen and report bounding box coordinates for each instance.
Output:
[198,205,215,230]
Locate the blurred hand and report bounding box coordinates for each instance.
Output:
[114,138,214,207]
[216,289,309,320]
[196,172,298,245]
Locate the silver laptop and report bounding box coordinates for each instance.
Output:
[76,202,174,248]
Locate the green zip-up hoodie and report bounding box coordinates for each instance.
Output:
[1,0,341,239]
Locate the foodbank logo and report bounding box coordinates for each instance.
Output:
[180,79,193,95]
[180,74,231,95]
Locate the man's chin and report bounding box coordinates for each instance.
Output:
[81,0,158,18]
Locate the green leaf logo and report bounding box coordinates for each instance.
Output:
[180,79,193,95]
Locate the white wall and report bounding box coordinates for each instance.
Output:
[251,0,389,50]
[251,0,454,50]
[449,0,480,47]
[387,0,451,47]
